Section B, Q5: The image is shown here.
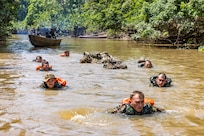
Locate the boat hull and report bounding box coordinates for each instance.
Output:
[28,35,61,47]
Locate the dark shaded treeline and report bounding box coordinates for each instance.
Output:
[0,0,19,40]
[2,0,204,44]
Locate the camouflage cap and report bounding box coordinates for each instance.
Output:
[43,73,56,82]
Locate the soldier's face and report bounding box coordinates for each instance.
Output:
[46,78,56,88]
[156,76,166,87]
[42,63,50,71]
[144,61,152,68]
[130,94,144,112]
[36,57,42,62]
[65,52,69,56]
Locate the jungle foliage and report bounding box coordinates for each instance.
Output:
[3,0,204,44]
[0,0,19,40]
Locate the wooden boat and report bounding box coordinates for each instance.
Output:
[28,34,62,47]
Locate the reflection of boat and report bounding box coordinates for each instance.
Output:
[28,34,62,47]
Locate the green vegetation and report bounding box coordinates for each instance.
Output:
[1,0,204,44]
[0,0,19,40]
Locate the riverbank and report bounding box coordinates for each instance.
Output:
[77,32,201,49]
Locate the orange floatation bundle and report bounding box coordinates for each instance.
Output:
[36,65,52,70]
[56,77,67,86]
[60,50,69,57]
[60,53,67,57]
[122,97,154,106]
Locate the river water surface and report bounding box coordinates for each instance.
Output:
[0,35,204,136]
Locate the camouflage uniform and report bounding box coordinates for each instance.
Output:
[109,103,164,115]
[138,62,145,67]
[40,82,63,89]
[150,76,172,87]
[39,67,52,71]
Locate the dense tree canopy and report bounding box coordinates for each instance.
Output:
[0,0,19,40]
[2,0,204,44]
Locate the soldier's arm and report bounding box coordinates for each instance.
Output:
[106,105,126,114]
[152,106,165,112]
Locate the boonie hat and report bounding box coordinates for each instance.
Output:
[43,73,56,82]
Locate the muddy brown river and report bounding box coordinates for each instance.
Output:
[0,35,204,136]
